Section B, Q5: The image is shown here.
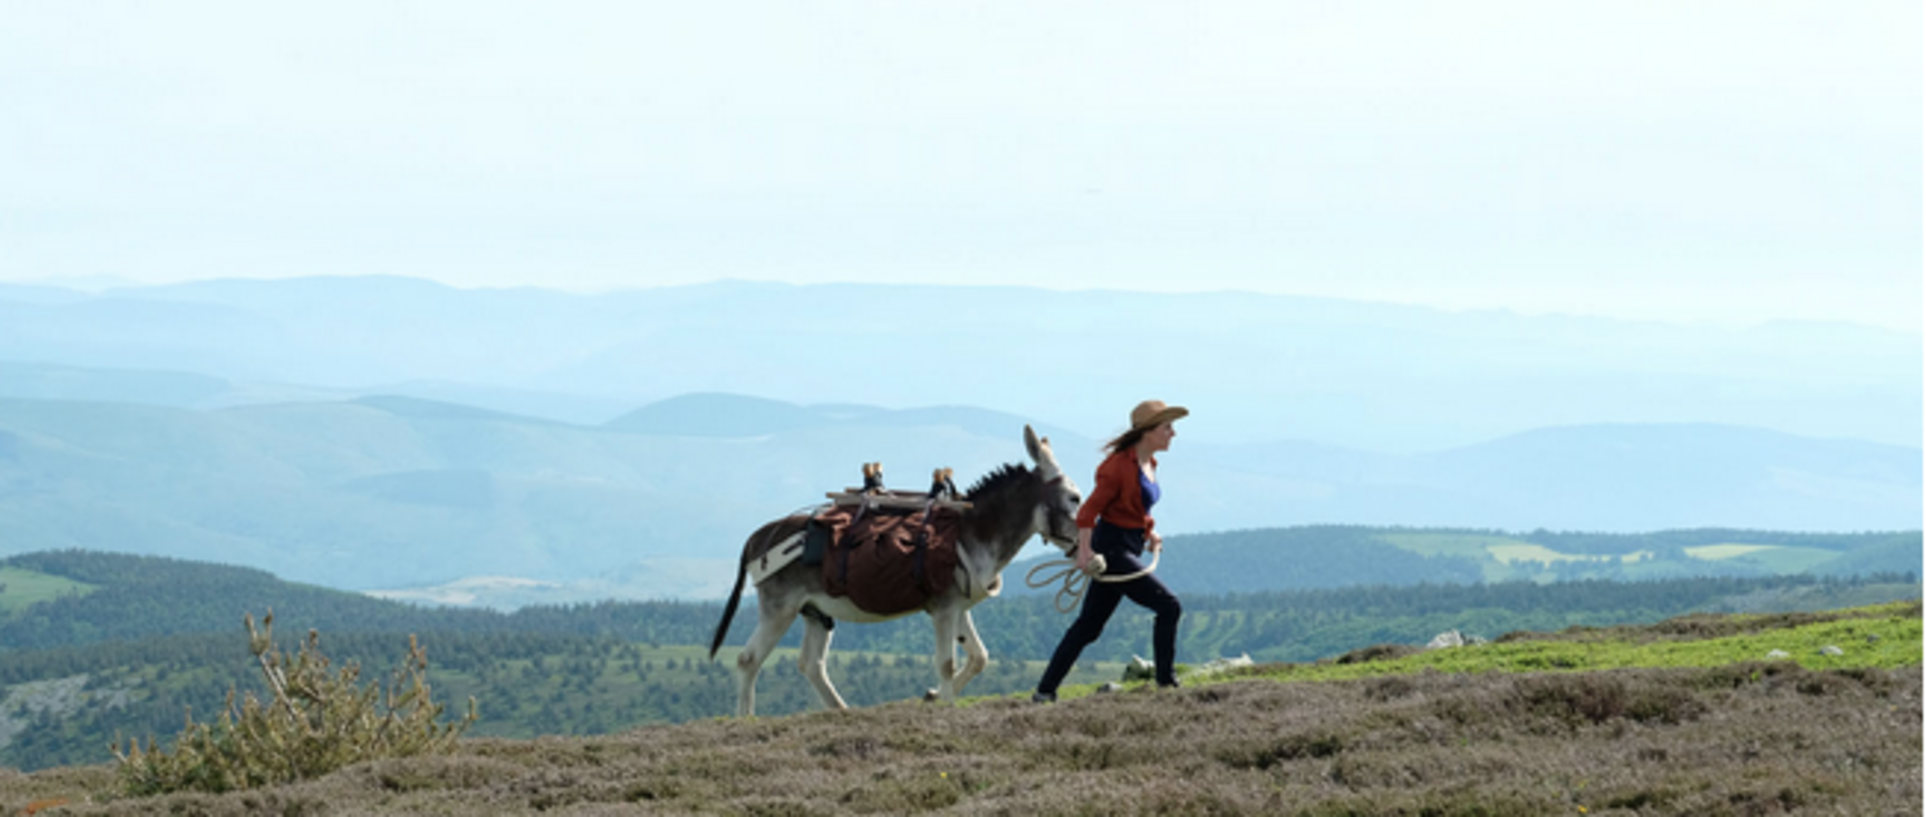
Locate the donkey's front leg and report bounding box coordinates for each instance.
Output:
[927,607,962,703]
[947,609,991,696]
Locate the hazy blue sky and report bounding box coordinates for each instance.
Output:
[3,2,1919,329]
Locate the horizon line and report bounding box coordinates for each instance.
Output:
[3,271,1917,335]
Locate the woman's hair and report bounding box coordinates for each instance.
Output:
[1104,425,1151,455]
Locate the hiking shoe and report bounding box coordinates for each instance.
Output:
[1031,691,1056,704]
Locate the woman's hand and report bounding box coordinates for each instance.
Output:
[1147,530,1163,554]
[1073,527,1095,570]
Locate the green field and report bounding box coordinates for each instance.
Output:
[1485,542,1653,565]
[0,567,97,614]
[1374,531,1532,582]
[1372,530,1873,584]
[1376,531,1658,583]
[1683,543,1842,573]
[1375,531,1526,558]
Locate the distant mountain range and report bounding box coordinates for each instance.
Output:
[1,276,1916,601]
[0,385,1915,599]
[2,276,1918,452]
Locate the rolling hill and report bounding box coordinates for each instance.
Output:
[3,277,1918,453]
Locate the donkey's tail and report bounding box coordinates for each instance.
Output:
[709,556,749,661]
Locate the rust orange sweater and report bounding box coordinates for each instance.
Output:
[1075,449,1158,533]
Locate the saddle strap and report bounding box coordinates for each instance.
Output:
[835,495,872,592]
[910,497,936,588]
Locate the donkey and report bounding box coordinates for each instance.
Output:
[709,425,1081,717]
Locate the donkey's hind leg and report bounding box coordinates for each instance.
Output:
[798,608,849,711]
[734,594,801,718]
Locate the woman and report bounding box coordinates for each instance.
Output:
[1033,399,1187,702]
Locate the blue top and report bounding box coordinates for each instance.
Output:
[1138,467,1160,510]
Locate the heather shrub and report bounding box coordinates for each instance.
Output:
[1329,643,1419,665]
[1361,673,1419,701]
[111,611,476,796]
[1215,729,1346,770]
[1517,673,1706,727]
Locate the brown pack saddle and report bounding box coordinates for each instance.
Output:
[812,468,967,616]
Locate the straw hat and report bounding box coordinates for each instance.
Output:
[1129,399,1189,432]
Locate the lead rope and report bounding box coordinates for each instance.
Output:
[1024,551,1161,614]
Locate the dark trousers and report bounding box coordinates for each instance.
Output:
[1037,523,1182,693]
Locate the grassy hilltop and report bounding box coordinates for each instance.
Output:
[0,601,1917,816]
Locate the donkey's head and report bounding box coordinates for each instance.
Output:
[1023,425,1082,552]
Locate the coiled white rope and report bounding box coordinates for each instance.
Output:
[1024,551,1161,614]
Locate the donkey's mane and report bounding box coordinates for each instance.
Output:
[964,463,1032,501]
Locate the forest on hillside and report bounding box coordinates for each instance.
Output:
[1104,527,1924,593]
[4,528,1918,652]
[0,548,1916,658]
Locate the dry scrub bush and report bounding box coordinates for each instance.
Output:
[110,611,476,797]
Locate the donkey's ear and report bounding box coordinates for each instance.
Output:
[1023,424,1047,462]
